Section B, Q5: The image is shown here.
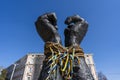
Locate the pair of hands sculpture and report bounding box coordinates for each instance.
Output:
[35,12,88,47]
[35,13,94,80]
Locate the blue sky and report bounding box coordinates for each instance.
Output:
[0,0,120,79]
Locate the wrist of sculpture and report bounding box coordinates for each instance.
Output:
[43,42,85,80]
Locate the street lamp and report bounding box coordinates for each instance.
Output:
[10,63,18,80]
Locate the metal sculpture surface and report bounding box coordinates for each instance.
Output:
[35,12,94,80]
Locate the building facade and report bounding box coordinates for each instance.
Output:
[6,53,44,80]
[7,53,98,80]
[85,54,98,80]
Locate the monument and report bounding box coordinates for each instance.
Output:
[35,12,94,80]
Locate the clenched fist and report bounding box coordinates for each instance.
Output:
[35,12,62,44]
[64,15,88,47]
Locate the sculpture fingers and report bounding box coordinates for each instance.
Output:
[35,13,61,43]
[38,12,58,29]
[64,15,89,47]
[35,19,56,42]
[65,15,84,25]
[47,13,57,28]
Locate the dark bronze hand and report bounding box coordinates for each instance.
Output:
[35,12,62,44]
[64,15,88,47]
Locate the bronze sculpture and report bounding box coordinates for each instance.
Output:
[35,12,94,80]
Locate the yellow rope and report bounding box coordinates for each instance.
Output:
[61,53,69,72]
[45,42,84,80]
[67,61,71,76]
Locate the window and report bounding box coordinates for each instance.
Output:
[30,58,35,64]
[32,55,34,57]
[87,59,90,64]
[29,67,32,73]
[87,55,89,57]
[28,76,31,80]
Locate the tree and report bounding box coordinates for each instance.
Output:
[0,69,7,80]
[98,72,108,80]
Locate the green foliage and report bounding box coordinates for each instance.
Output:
[0,69,7,80]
